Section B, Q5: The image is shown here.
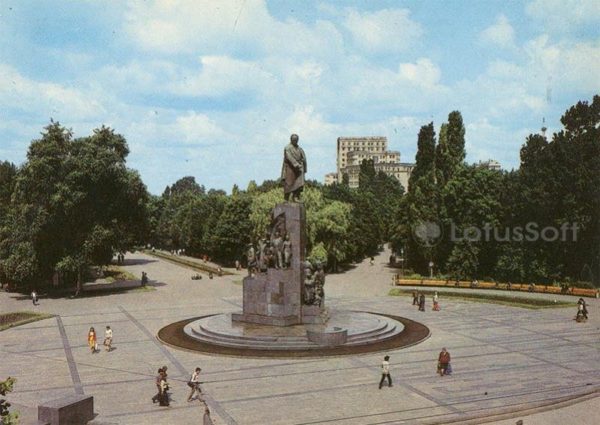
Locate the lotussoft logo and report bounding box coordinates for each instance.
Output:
[450,222,580,242]
[412,221,443,247]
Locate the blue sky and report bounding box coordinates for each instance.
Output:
[1,0,599,194]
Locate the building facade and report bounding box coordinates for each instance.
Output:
[327,136,415,190]
[476,159,501,171]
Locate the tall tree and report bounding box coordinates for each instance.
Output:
[435,111,466,187]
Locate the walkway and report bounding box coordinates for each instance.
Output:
[0,250,598,424]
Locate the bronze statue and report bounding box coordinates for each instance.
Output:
[281,134,307,202]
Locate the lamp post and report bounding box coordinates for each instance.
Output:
[429,261,434,279]
[400,248,405,277]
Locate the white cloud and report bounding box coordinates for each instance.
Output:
[526,0,600,32]
[171,56,276,97]
[524,35,600,93]
[398,58,442,87]
[124,0,271,54]
[0,64,105,120]
[480,15,515,49]
[176,112,226,144]
[343,8,423,53]
[124,0,344,60]
[336,57,449,116]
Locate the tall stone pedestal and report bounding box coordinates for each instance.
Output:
[232,202,327,326]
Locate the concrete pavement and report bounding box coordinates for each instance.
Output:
[0,249,598,424]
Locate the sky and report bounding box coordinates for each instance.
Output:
[0,0,599,194]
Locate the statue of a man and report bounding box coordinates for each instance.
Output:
[281,134,307,202]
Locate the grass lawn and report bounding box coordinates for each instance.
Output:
[103,265,138,282]
[0,311,54,331]
[389,288,574,309]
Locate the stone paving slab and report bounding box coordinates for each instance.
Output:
[1,250,598,424]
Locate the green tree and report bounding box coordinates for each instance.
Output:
[0,162,16,225]
[435,111,466,186]
[408,122,436,190]
[0,123,149,293]
[399,123,439,273]
[211,195,253,264]
[446,241,479,280]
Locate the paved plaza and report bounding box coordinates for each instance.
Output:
[1,250,598,424]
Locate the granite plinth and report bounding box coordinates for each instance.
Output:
[306,327,348,346]
[235,202,327,326]
[38,394,94,425]
[186,310,403,351]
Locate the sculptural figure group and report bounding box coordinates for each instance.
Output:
[303,261,325,306]
[246,230,292,276]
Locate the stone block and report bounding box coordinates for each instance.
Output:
[38,394,94,425]
[306,327,347,346]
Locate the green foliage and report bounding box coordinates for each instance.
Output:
[308,242,328,265]
[210,195,253,264]
[446,241,479,280]
[435,111,466,186]
[408,122,436,189]
[395,97,599,287]
[0,122,149,291]
[0,377,19,424]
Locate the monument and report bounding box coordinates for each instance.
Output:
[163,134,429,356]
[232,133,327,326]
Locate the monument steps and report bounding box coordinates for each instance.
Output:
[185,313,403,350]
[189,327,320,349]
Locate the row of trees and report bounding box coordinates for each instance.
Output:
[391,96,599,286]
[0,96,597,292]
[148,166,403,272]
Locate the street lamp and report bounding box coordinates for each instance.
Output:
[400,248,405,277]
[429,261,434,279]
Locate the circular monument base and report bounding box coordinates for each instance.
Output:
[158,310,430,357]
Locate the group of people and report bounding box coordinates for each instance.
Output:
[412,291,441,311]
[152,366,212,422]
[379,348,452,389]
[87,326,113,353]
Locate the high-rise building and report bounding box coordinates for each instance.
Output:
[326,136,415,190]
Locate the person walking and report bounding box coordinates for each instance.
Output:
[187,367,202,401]
[432,292,440,311]
[152,368,163,404]
[419,293,426,312]
[412,291,418,306]
[438,348,451,376]
[378,355,393,389]
[158,375,170,406]
[103,326,113,351]
[31,289,38,306]
[141,271,148,287]
[87,327,97,354]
